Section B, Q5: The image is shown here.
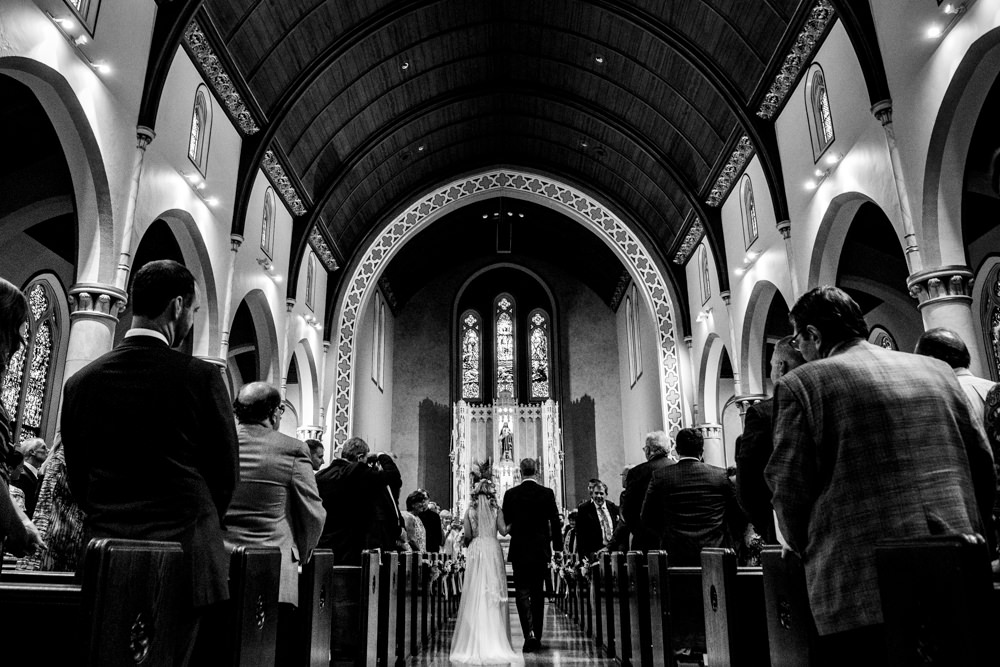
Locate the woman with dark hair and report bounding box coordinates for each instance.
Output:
[0,277,44,556]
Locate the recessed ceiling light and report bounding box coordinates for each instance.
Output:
[401,60,410,70]
[593,54,605,65]
[93,61,111,75]
[579,140,589,149]
[417,144,425,152]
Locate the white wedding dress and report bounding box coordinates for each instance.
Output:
[449,497,522,664]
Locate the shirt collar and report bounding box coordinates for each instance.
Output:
[125,328,169,346]
[955,368,973,377]
[23,461,38,476]
[676,456,700,463]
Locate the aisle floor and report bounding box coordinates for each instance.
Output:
[412,600,616,665]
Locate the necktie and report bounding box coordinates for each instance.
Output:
[598,505,611,544]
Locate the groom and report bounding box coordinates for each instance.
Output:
[502,458,562,652]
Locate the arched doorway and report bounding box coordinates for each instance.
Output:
[226,290,279,396]
[740,280,792,395]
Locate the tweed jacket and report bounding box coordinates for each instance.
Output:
[765,340,996,635]
[224,424,326,606]
[621,452,674,551]
[640,458,743,566]
[575,498,620,558]
[735,398,777,543]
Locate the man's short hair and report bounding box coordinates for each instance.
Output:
[305,439,324,454]
[233,382,281,424]
[914,328,971,370]
[590,479,608,493]
[341,437,369,462]
[674,428,704,458]
[773,335,806,367]
[644,431,670,456]
[131,260,196,318]
[406,489,429,511]
[18,438,46,460]
[790,286,868,350]
[519,457,537,477]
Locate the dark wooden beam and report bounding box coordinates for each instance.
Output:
[139,0,203,130]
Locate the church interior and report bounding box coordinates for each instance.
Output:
[3,0,1000,662]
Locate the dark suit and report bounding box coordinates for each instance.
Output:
[735,398,777,543]
[502,478,561,641]
[640,458,744,566]
[621,452,673,551]
[418,509,443,552]
[61,335,239,609]
[315,453,401,564]
[575,499,620,559]
[13,465,39,518]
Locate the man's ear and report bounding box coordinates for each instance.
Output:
[807,324,823,353]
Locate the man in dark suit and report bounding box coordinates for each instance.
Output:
[735,336,804,544]
[502,457,561,652]
[14,438,47,517]
[316,436,401,563]
[621,431,675,551]
[61,260,239,666]
[640,428,744,566]
[575,479,620,560]
[766,287,996,664]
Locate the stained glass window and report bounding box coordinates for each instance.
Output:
[63,0,99,34]
[806,64,835,160]
[528,310,550,399]
[371,292,385,390]
[306,253,316,310]
[2,280,59,443]
[699,246,711,304]
[495,295,515,398]
[188,86,211,174]
[741,176,758,249]
[818,85,834,143]
[461,311,482,400]
[625,284,642,386]
[261,188,275,257]
[981,264,1000,380]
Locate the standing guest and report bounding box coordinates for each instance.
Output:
[305,439,325,472]
[0,277,43,558]
[14,438,47,517]
[735,336,805,544]
[575,479,620,560]
[403,490,429,552]
[621,431,676,551]
[443,516,464,558]
[61,260,239,666]
[765,286,996,666]
[418,492,443,552]
[915,328,996,424]
[16,436,86,572]
[562,509,578,555]
[316,437,400,564]
[607,465,633,551]
[225,382,326,667]
[640,428,745,565]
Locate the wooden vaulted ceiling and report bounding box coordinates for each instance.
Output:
[199,0,814,303]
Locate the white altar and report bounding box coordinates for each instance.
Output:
[450,393,564,519]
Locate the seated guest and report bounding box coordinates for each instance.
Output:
[14,438,47,517]
[225,382,326,667]
[316,436,401,564]
[305,438,325,472]
[575,479,620,560]
[640,428,745,565]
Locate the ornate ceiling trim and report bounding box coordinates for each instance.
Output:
[673,217,705,265]
[262,149,306,216]
[307,228,338,272]
[757,0,836,120]
[706,134,755,207]
[182,21,260,135]
[331,170,684,445]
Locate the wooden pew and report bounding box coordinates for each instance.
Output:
[760,546,820,667]
[227,545,281,667]
[589,560,604,651]
[625,551,653,666]
[875,535,994,666]
[330,551,380,667]
[419,553,430,646]
[600,552,617,659]
[377,551,406,667]
[700,548,768,667]
[610,551,633,665]
[406,552,419,657]
[0,538,185,666]
[298,549,334,667]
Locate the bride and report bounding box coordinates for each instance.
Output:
[449,479,521,664]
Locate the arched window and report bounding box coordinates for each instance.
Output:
[979,263,1000,379]
[305,253,316,311]
[804,64,835,161]
[371,292,385,391]
[699,245,711,304]
[64,0,100,34]
[495,294,516,398]
[460,310,482,400]
[188,85,212,175]
[1,279,61,443]
[528,309,550,399]
[625,284,642,386]
[740,175,759,249]
[261,188,275,258]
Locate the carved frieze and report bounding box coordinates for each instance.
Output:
[673,217,705,264]
[706,135,755,207]
[308,227,339,272]
[183,21,260,135]
[68,283,128,321]
[262,150,306,217]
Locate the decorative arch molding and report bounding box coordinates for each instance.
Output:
[290,338,320,425]
[808,192,899,289]
[0,57,115,283]
[331,169,683,444]
[697,333,726,424]
[146,209,221,358]
[972,255,1000,381]
[230,288,281,386]
[923,27,1000,267]
[740,280,790,394]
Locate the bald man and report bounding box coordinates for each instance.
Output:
[915,327,996,425]
[735,335,805,543]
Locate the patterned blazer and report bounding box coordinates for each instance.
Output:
[765,340,996,635]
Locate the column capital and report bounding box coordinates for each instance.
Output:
[776,219,791,239]
[906,265,973,309]
[720,290,731,306]
[136,125,156,148]
[735,393,769,414]
[68,283,128,322]
[683,335,693,348]
[871,99,893,125]
[296,425,325,441]
[286,298,296,312]
[694,423,723,440]
[230,234,244,252]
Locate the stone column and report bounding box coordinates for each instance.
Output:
[218,234,244,361]
[296,425,324,441]
[873,101,923,274]
[776,220,801,298]
[280,298,295,399]
[115,126,156,291]
[734,393,769,425]
[907,265,983,374]
[720,290,742,396]
[695,423,726,468]
[684,335,699,425]
[318,341,330,433]
[64,283,127,383]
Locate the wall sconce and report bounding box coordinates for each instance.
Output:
[695,307,713,324]
[257,257,283,283]
[927,2,973,39]
[304,314,323,331]
[734,250,760,277]
[181,171,220,208]
[804,152,842,192]
[45,11,111,76]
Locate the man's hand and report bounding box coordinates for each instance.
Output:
[23,520,46,556]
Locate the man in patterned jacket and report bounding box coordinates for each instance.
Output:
[765,286,996,665]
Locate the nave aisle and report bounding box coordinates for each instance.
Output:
[412,600,615,665]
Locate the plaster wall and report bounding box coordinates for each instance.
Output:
[354,289,395,454]
[616,286,663,470]
[686,240,733,421]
